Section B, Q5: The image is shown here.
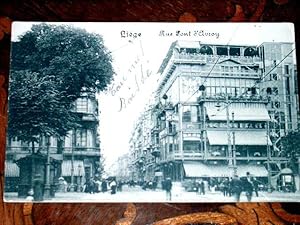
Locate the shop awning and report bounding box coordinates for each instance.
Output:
[183,136,201,141]
[183,162,268,178]
[183,162,230,177]
[61,160,84,176]
[206,130,272,146]
[5,161,20,177]
[238,164,268,177]
[205,102,270,121]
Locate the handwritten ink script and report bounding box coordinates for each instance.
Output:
[104,55,153,112]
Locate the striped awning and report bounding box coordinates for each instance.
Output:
[61,160,84,176]
[183,162,268,178]
[205,102,270,121]
[5,161,20,177]
[206,130,272,146]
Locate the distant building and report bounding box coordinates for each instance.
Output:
[129,41,298,187]
[115,154,131,181]
[5,90,101,192]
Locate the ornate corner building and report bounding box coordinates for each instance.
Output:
[129,41,298,189]
[5,91,101,194]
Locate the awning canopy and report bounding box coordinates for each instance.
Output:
[61,160,84,176]
[206,130,272,146]
[183,162,268,178]
[183,136,201,141]
[205,102,270,121]
[5,161,20,177]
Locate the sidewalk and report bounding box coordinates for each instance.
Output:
[4,185,300,203]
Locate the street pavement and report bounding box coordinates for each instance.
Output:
[4,182,300,203]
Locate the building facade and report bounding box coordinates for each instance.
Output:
[129,41,298,188]
[5,90,101,192]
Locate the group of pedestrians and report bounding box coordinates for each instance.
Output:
[229,172,259,202]
[83,177,120,195]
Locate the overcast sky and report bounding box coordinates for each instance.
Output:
[11,22,296,170]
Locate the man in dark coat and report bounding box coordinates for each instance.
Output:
[164,177,172,201]
[244,172,254,201]
[230,175,243,202]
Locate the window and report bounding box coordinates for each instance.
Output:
[169,144,173,152]
[229,47,240,56]
[182,106,191,122]
[217,47,228,56]
[272,73,278,81]
[284,65,289,75]
[274,101,281,109]
[183,141,200,152]
[76,129,87,147]
[191,106,198,122]
[76,98,88,113]
[200,45,213,55]
[244,47,258,57]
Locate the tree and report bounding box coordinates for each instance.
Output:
[281,131,300,173]
[8,71,78,150]
[8,23,114,146]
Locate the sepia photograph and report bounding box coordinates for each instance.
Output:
[3,22,300,203]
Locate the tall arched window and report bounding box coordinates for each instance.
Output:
[199,45,213,55]
[244,47,258,57]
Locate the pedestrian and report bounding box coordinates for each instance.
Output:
[164,177,172,201]
[196,180,201,195]
[222,178,230,196]
[101,179,108,192]
[95,179,101,193]
[117,180,123,192]
[25,189,34,202]
[110,178,117,195]
[252,177,259,197]
[200,181,205,195]
[88,178,96,194]
[244,172,254,202]
[230,175,243,202]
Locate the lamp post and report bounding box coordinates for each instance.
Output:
[44,136,51,199]
[78,164,82,192]
[70,129,76,192]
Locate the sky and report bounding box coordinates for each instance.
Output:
[11,22,296,170]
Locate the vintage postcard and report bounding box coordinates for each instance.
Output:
[4,22,299,202]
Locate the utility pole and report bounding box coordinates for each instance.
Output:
[232,112,237,176]
[267,121,272,193]
[226,95,232,167]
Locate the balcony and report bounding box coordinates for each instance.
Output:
[77,112,98,122]
[173,52,261,66]
[198,94,269,104]
[63,147,100,156]
[182,123,201,132]
[173,152,203,160]
[6,147,63,160]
